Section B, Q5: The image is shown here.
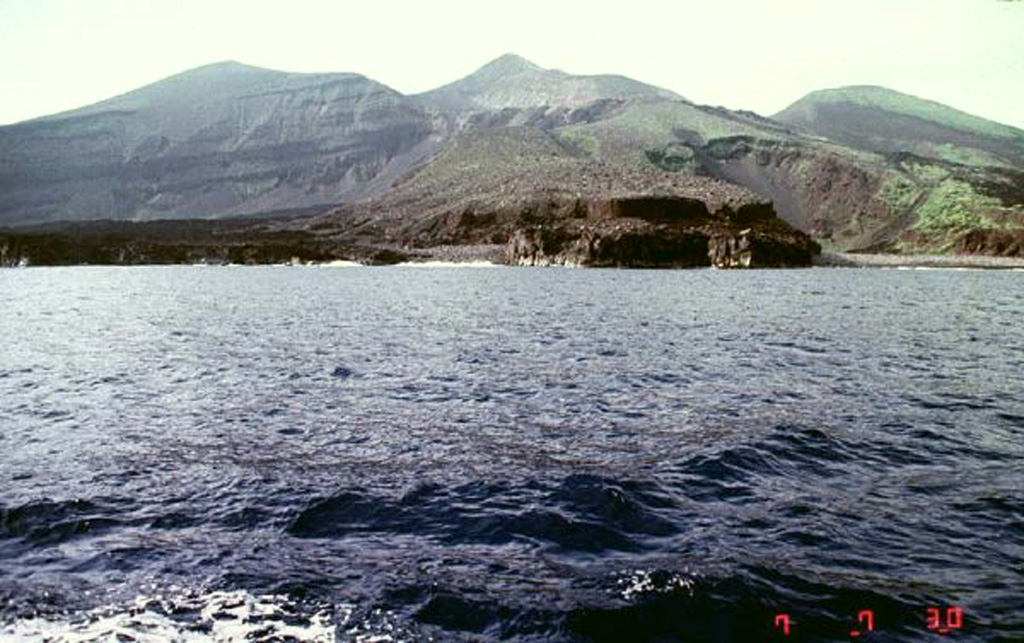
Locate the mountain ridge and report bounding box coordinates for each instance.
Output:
[0,60,435,226]
[28,61,377,122]
[774,85,1024,168]
[1,55,1022,257]
[776,85,1024,141]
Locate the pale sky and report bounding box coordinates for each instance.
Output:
[1,0,1022,128]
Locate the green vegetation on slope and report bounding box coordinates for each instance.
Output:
[876,173,922,215]
[914,179,1001,232]
[878,162,1001,234]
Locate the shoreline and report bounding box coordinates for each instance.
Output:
[814,251,1024,270]
[7,247,1024,270]
[404,244,506,264]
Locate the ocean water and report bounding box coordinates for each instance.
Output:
[0,265,1021,642]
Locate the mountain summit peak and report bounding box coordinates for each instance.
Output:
[478,53,543,75]
[194,59,256,71]
[416,53,681,110]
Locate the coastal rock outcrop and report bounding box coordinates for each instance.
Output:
[504,196,818,268]
[0,219,404,267]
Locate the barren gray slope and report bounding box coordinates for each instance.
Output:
[0,62,437,225]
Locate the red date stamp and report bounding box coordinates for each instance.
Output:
[772,605,964,637]
[926,606,964,635]
[848,609,874,638]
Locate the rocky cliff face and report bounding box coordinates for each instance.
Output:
[504,197,818,268]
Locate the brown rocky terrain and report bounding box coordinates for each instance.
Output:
[294,126,817,268]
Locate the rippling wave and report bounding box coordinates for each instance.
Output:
[1,266,1022,641]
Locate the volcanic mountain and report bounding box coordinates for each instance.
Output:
[0,61,437,226]
[774,85,1024,167]
[1,56,1023,258]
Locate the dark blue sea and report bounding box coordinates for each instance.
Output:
[1,265,1022,642]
